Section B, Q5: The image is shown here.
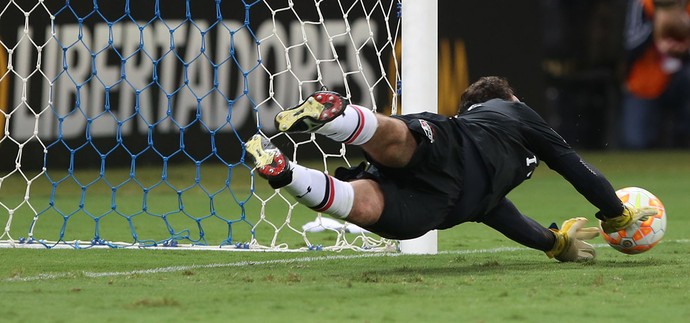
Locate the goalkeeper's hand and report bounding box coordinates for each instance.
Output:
[547,217,599,262]
[599,206,659,234]
[559,217,600,242]
[572,226,599,240]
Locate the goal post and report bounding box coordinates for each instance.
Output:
[0,0,439,252]
[399,0,438,254]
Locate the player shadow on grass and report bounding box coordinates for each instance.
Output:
[360,256,673,278]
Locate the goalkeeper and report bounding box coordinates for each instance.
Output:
[245,76,656,262]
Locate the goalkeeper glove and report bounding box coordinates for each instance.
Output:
[546,217,599,262]
[599,206,659,234]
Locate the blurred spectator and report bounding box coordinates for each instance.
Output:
[622,0,690,149]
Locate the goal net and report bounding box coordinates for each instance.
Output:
[0,0,402,251]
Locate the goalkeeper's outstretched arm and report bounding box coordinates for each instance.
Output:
[541,152,659,232]
[543,152,624,218]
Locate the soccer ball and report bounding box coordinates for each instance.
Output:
[600,187,666,254]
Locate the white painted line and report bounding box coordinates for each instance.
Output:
[5,239,688,283]
[5,252,399,282]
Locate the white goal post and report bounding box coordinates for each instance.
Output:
[0,0,439,252]
[399,0,438,254]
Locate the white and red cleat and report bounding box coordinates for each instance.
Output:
[244,135,290,180]
[274,90,349,132]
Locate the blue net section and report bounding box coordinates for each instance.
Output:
[0,0,400,250]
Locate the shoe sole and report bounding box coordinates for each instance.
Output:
[245,135,274,167]
[245,135,287,178]
[275,92,346,132]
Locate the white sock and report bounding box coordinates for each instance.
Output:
[315,104,378,145]
[283,163,354,219]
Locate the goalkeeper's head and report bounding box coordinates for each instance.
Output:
[457,76,516,115]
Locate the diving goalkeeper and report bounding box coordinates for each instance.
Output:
[245,76,656,262]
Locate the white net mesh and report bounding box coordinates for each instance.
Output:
[0,0,401,250]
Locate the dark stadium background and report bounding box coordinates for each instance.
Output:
[443,0,627,149]
[0,0,629,171]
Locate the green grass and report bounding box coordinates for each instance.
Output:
[1,151,690,322]
[0,159,354,249]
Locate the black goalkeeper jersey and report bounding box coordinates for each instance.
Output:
[455,99,571,212]
[456,99,623,220]
[356,98,623,239]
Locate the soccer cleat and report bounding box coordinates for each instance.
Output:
[274,90,350,132]
[546,217,599,262]
[244,135,291,181]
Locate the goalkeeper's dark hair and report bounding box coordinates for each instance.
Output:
[457,76,515,115]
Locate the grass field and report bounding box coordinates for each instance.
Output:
[1,151,690,322]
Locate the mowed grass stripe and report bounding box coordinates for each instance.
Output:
[7,238,688,283]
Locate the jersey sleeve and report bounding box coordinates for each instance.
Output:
[543,152,624,218]
[512,102,574,163]
[515,103,624,218]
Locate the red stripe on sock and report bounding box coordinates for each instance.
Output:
[315,176,336,212]
[344,105,366,144]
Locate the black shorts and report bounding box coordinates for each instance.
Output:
[335,113,488,239]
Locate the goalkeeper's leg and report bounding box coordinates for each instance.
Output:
[275,91,378,145]
[245,135,383,227]
[275,91,417,168]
